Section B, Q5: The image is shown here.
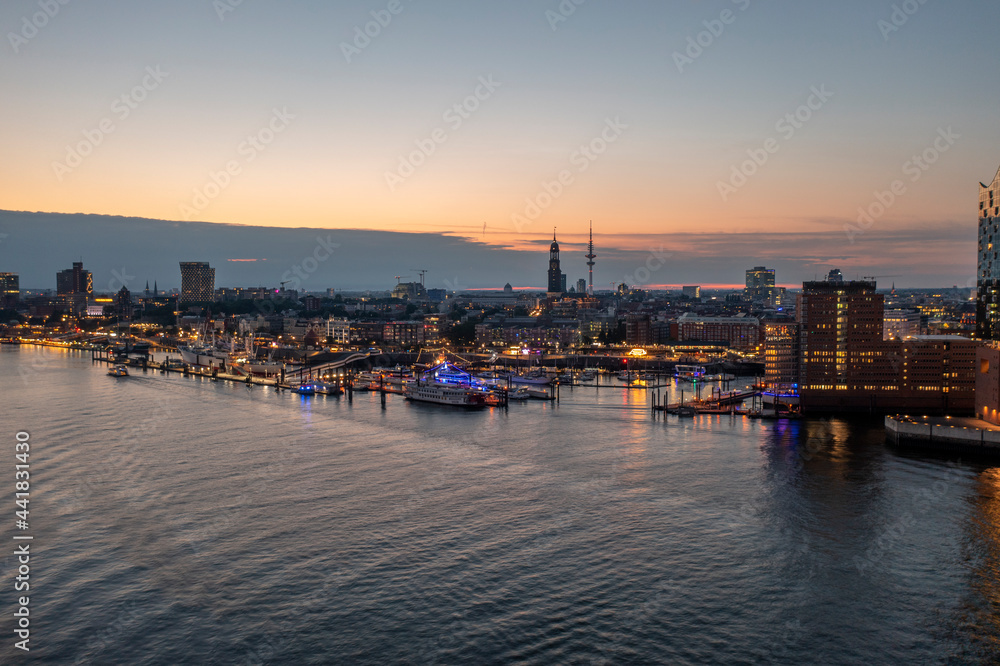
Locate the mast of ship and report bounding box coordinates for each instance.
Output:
[585,220,596,296]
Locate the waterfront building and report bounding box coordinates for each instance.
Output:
[547,231,564,298]
[179,262,216,304]
[56,261,92,296]
[0,272,19,308]
[795,280,975,412]
[764,322,800,387]
[977,164,1000,339]
[745,266,776,307]
[678,313,762,350]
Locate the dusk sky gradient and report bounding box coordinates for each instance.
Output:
[2,0,999,289]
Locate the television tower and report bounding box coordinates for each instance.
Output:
[585,220,596,296]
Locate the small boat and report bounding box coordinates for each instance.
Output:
[675,365,706,382]
[107,364,129,377]
[313,380,342,395]
[526,387,555,400]
[511,373,551,386]
[289,383,316,395]
[506,387,531,401]
[579,370,596,382]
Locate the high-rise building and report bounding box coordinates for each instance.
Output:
[798,280,886,393]
[795,279,975,412]
[745,266,776,306]
[0,272,19,308]
[179,262,216,304]
[547,230,563,297]
[56,262,92,296]
[977,165,1000,339]
[576,278,587,295]
[826,269,844,283]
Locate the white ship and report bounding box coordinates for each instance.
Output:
[404,361,488,408]
[177,343,228,369]
[404,382,487,407]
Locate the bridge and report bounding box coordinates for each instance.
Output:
[285,351,370,382]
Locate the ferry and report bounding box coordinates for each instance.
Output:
[405,382,487,407]
[403,361,488,408]
[107,364,129,377]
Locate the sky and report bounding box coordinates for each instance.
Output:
[1,0,999,289]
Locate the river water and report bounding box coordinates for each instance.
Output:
[2,345,999,664]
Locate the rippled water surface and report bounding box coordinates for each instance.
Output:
[3,345,1000,664]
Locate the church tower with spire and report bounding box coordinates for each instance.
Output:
[547,229,564,297]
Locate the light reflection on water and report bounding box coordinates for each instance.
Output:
[2,345,1000,664]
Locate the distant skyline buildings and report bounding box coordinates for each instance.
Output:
[179,262,215,304]
[547,231,564,298]
[0,272,18,309]
[56,262,92,296]
[745,266,776,307]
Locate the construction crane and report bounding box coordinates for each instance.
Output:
[394,275,411,285]
[410,269,427,286]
